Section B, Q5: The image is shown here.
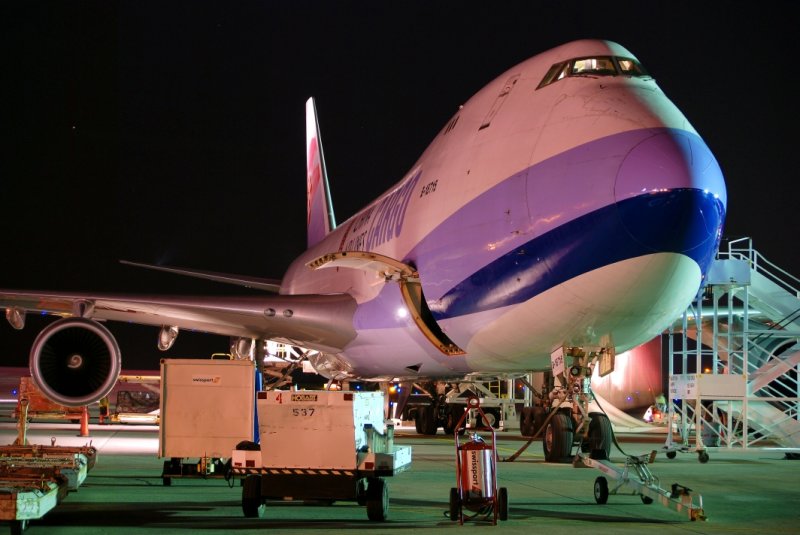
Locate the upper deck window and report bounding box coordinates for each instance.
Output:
[536,56,649,89]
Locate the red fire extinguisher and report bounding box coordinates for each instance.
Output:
[450,397,508,524]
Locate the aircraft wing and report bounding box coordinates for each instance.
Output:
[0,289,357,353]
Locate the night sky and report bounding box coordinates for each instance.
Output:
[1,2,797,369]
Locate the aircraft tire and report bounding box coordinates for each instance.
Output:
[413,410,424,433]
[519,407,534,437]
[443,407,465,435]
[543,411,573,462]
[581,413,612,460]
[417,405,438,435]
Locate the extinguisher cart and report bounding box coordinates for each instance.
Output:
[449,397,508,524]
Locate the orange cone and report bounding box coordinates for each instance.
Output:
[78,405,90,437]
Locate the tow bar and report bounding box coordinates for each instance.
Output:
[574,451,706,521]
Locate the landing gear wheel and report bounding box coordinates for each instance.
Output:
[444,407,465,436]
[698,451,710,463]
[581,413,612,460]
[593,476,609,504]
[519,408,535,437]
[448,487,460,521]
[498,486,509,521]
[666,450,677,459]
[641,495,654,504]
[242,474,265,518]
[417,405,438,435]
[366,477,389,521]
[10,519,28,535]
[543,412,574,462]
[162,477,171,486]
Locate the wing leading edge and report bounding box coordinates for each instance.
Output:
[0,290,356,353]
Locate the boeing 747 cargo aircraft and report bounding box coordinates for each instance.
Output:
[1,40,726,461]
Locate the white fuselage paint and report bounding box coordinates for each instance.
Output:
[282,40,726,379]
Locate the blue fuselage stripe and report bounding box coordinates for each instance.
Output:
[427,188,725,320]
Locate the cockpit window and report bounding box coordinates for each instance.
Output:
[536,56,650,89]
[617,57,648,76]
[572,57,616,76]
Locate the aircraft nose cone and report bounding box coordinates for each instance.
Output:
[614,130,727,259]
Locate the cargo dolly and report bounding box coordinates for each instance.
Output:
[0,443,97,534]
[231,390,411,521]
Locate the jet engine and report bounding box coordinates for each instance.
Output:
[29,317,122,407]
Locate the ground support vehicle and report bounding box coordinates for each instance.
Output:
[404,378,522,435]
[232,390,411,521]
[13,377,85,424]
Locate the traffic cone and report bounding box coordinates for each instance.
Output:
[78,405,90,437]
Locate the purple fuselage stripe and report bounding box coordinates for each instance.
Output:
[353,127,726,331]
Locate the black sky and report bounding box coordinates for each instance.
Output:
[1,1,797,368]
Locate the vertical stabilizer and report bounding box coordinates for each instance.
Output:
[306,97,336,248]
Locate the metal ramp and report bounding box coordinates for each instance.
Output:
[666,238,800,458]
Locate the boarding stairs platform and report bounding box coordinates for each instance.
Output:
[667,238,800,458]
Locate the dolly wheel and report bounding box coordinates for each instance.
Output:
[242,475,265,518]
[448,487,460,521]
[594,476,609,504]
[666,451,677,459]
[698,451,710,463]
[498,487,509,520]
[366,477,389,521]
[356,478,368,506]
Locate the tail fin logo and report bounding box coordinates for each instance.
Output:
[306,97,336,248]
[307,138,322,228]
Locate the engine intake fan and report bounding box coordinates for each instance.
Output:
[29,318,122,407]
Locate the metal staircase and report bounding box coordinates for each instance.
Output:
[667,238,800,458]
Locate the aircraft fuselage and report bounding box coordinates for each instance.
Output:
[282,40,726,380]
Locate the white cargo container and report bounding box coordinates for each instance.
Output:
[159,358,255,483]
[259,390,385,469]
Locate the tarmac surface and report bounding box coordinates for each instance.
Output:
[0,420,798,534]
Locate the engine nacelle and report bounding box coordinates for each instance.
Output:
[29,318,122,407]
